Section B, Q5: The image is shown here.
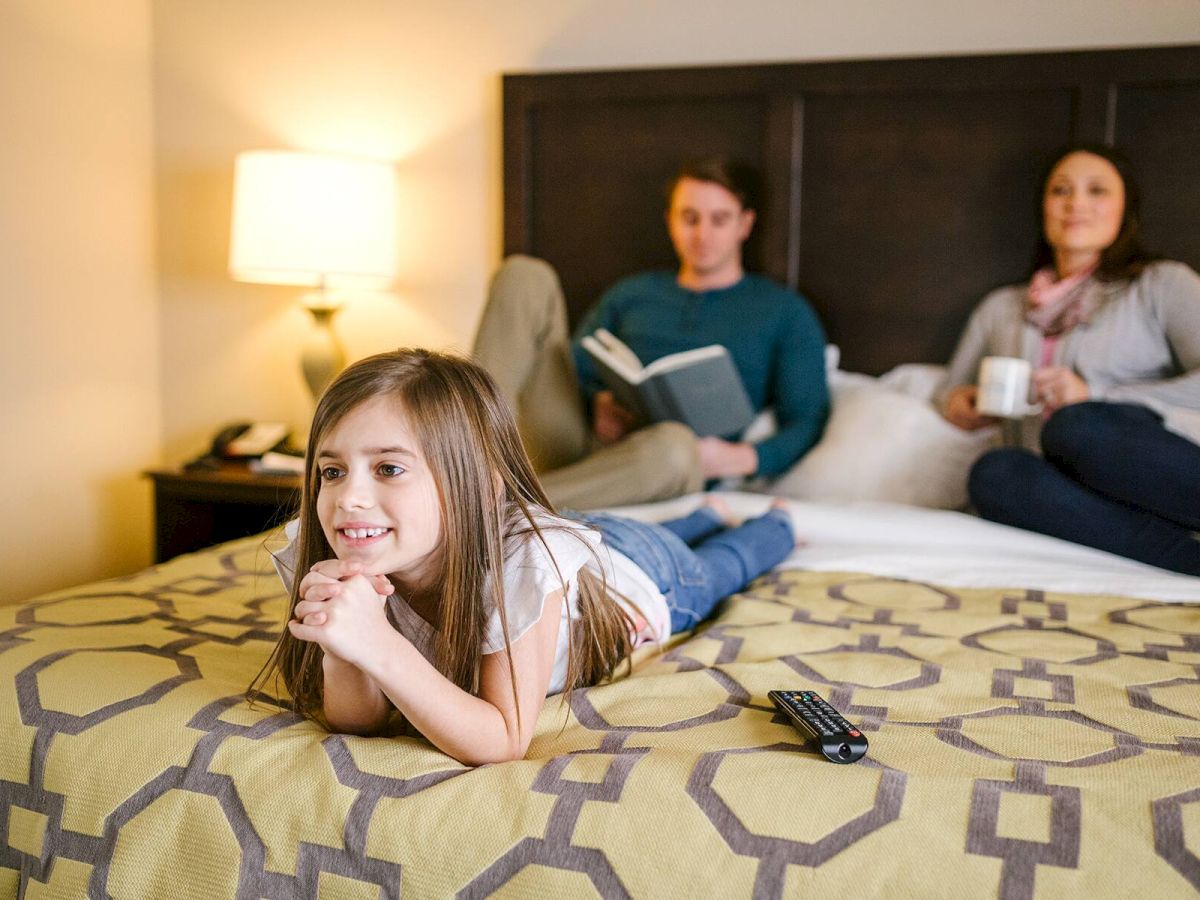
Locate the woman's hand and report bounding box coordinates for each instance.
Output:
[942,384,998,430]
[1033,367,1090,414]
[592,390,636,444]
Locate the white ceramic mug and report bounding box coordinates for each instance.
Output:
[976,356,1041,418]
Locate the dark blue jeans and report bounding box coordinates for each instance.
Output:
[579,507,796,632]
[968,402,1200,575]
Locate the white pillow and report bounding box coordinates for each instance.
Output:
[877,363,946,401]
[770,368,999,510]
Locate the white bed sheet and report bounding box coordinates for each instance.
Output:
[608,492,1200,604]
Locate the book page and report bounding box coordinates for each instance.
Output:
[580,334,642,384]
[641,343,726,378]
[593,329,644,374]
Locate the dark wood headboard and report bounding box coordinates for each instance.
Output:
[503,45,1200,375]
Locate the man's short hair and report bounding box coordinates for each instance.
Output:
[666,157,761,212]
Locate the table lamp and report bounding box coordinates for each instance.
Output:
[228,149,397,399]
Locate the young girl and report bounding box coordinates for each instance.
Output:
[252,348,795,765]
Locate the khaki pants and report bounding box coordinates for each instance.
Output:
[473,255,703,509]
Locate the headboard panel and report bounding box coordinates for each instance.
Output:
[504,45,1200,375]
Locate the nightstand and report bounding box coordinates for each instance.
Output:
[145,464,302,562]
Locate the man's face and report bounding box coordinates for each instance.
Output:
[666,177,755,281]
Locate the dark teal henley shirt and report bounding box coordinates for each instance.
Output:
[571,272,830,477]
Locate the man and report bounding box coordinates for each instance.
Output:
[473,158,829,509]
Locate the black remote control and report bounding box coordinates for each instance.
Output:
[768,689,868,764]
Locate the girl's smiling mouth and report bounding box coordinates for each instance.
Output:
[337,525,392,542]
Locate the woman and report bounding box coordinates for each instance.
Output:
[937,143,1200,575]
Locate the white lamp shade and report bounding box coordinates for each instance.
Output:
[229,150,397,288]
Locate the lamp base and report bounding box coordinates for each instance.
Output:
[300,300,345,400]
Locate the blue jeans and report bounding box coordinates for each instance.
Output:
[579,507,796,633]
[969,402,1200,575]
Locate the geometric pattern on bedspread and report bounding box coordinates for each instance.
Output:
[2,536,1199,899]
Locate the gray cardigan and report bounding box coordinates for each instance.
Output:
[936,260,1200,448]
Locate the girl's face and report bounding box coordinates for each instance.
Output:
[1042,151,1126,266]
[315,396,443,589]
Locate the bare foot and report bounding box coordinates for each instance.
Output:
[700,494,739,526]
[767,497,805,548]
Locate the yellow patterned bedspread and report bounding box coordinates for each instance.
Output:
[2,534,1199,899]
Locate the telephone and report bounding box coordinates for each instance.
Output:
[187,422,291,471]
[212,422,290,458]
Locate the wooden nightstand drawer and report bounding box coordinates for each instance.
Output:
[146,465,302,562]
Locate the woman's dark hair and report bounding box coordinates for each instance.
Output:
[1031,142,1159,282]
[665,157,761,212]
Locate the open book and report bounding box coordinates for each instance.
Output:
[580,329,756,437]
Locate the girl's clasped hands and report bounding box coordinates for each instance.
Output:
[288,560,392,668]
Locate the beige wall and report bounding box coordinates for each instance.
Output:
[0,0,158,604]
[4,0,1199,602]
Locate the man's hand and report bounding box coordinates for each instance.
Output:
[592,390,637,444]
[697,437,758,479]
[942,384,999,431]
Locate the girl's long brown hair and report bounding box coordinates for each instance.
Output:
[248,348,636,725]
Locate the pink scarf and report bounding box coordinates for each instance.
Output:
[1025,265,1099,337]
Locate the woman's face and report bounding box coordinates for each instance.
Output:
[1042,151,1126,268]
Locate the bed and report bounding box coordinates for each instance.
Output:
[5,45,1200,898]
[3,499,1200,898]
